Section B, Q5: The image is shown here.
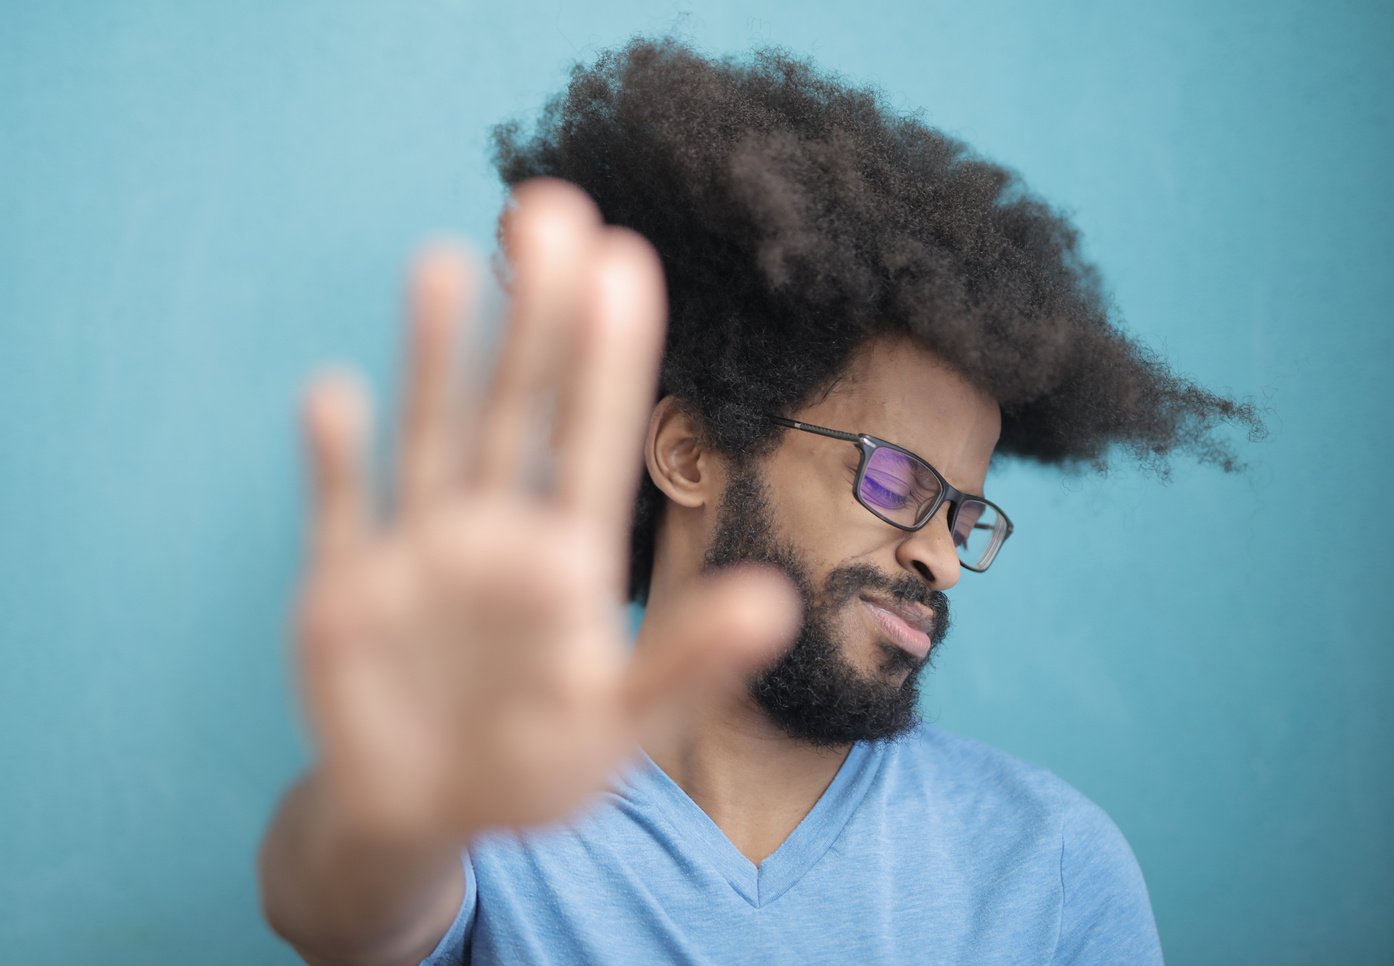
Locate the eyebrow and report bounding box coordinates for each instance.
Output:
[885,437,988,498]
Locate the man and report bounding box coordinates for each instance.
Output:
[259,38,1257,964]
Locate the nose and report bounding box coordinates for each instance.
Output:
[894,505,962,591]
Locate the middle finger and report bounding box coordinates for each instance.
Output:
[474,178,601,495]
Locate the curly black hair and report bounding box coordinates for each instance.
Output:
[491,36,1264,603]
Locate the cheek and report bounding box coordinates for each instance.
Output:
[765,457,884,559]
[762,450,908,606]
[765,455,836,522]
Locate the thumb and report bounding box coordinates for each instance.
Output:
[621,564,802,725]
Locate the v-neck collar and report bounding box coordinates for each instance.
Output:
[625,740,884,908]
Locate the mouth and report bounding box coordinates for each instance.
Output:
[858,595,935,662]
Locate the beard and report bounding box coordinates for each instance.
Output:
[701,461,951,747]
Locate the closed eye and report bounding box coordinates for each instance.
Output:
[862,473,913,510]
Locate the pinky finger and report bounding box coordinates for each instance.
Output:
[302,367,374,568]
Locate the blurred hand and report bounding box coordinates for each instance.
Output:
[292,179,799,845]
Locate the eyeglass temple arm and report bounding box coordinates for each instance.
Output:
[772,415,1012,533]
[768,416,864,444]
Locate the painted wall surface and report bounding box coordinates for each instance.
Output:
[2,2,1390,963]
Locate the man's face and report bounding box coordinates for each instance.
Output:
[702,336,1001,746]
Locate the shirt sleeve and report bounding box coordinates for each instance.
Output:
[1051,787,1164,965]
[418,851,477,966]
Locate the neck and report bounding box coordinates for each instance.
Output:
[635,601,851,866]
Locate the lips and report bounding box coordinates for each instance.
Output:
[858,595,935,661]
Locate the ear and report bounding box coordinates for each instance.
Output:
[644,396,716,509]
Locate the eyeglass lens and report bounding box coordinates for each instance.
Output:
[860,445,1006,570]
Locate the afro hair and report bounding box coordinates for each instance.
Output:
[490,36,1264,602]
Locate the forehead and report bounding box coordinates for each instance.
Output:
[795,336,1002,490]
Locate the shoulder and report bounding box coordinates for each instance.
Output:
[877,721,1081,822]
[882,721,1147,858]
[879,723,1162,963]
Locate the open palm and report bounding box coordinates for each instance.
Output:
[291,179,799,845]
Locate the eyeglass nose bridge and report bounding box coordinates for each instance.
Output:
[913,480,969,539]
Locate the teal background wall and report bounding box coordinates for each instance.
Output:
[2,1,1390,963]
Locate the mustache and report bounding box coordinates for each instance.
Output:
[820,563,952,647]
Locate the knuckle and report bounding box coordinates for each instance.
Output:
[417,518,478,589]
[294,559,389,654]
[295,582,358,652]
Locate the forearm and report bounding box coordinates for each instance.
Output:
[257,769,466,966]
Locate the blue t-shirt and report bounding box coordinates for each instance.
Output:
[421,722,1162,964]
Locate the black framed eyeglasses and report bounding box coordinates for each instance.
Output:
[769,416,1014,572]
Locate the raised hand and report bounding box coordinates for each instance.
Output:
[292,179,799,846]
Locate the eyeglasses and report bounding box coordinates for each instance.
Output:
[769,416,1014,572]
